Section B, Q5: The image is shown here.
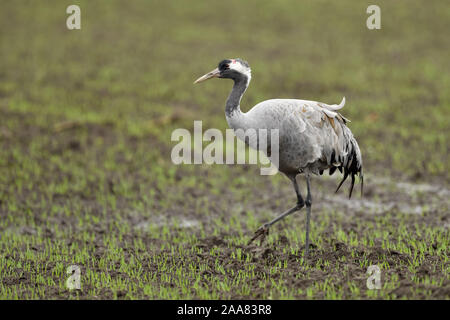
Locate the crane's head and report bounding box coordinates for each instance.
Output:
[194,59,251,84]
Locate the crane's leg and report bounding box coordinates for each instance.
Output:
[248,176,305,245]
[304,174,312,258]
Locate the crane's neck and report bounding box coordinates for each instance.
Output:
[225,74,250,118]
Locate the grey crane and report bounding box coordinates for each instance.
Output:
[194,58,363,257]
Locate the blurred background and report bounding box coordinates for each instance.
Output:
[1,1,448,186]
[0,0,448,299]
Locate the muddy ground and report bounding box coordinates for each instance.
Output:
[2,124,449,299]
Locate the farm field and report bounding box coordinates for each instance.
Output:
[0,1,449,299]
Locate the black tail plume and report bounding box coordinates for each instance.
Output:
[360,171,364,197]
[348,174,355,198]
[335,170,348,193]
[335,130,363,199]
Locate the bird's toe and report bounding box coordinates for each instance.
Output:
[247,224,270,245]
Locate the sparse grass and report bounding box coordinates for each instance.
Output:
[1,207,448,299]
[0,0,449,299]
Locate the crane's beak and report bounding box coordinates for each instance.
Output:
[193,68,220,84]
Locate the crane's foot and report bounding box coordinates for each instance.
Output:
[247,224,270,245]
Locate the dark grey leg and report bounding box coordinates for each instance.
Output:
[248,175,305,245]
[305,174,312,257]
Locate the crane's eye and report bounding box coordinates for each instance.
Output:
[219,64,229,72]
[218,59,232,71]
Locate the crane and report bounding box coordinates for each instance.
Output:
[194,58,363,257]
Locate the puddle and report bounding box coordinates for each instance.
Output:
[371,177,450,198]
[314,174,449,215]
[134,217,200,231]
[325,195,424,215]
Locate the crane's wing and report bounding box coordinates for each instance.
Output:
[243,97,363,197]
[306,99,363,198]
[251,98,363,197]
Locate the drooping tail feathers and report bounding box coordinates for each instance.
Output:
[334,129,364,198]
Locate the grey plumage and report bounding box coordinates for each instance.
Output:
[194,58,363,257]
[228,98,363,197]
